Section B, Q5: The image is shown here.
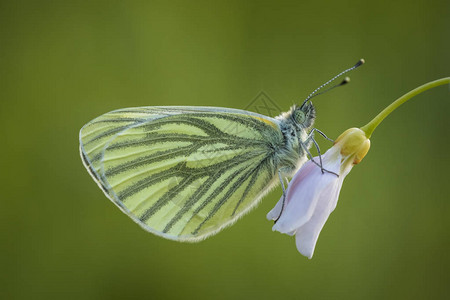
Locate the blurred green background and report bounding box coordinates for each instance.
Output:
[1,0,449,299]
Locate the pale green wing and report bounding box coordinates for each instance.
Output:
[80,106,284,241]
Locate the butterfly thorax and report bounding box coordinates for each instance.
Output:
[275,103,316,176]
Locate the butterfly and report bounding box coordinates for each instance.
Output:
[79,60,363,242]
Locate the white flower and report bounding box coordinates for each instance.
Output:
[267,128,370,258]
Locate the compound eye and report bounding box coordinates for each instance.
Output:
[294,110,306,124]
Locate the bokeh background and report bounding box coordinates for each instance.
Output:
[1,0,449,299]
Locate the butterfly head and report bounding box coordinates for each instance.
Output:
[292,102,316,130]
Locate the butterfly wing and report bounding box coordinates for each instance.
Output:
[80,106,284,241]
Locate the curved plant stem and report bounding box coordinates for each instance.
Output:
[360,77,450,138]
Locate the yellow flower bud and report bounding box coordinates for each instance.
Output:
[334,128,371,165]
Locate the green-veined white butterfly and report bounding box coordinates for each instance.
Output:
[79,59,364,242]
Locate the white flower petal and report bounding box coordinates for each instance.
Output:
[273,171,335,233]
[267,152,323,222]
[295,179,341,258]
[266,194,284,221]
[273,149,342,234]
[271,161,319,233]
[328,161,354,213]
[329,172,348,213]
[286,229,296,236]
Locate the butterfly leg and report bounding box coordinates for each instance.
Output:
[300,139,339,177]
[308,128,334,143]
[274,170,287,223]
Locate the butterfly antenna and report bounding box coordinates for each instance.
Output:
[300,58,365,108]
[309,76,351,99]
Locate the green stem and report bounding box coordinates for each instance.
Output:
[360,77,450,138]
